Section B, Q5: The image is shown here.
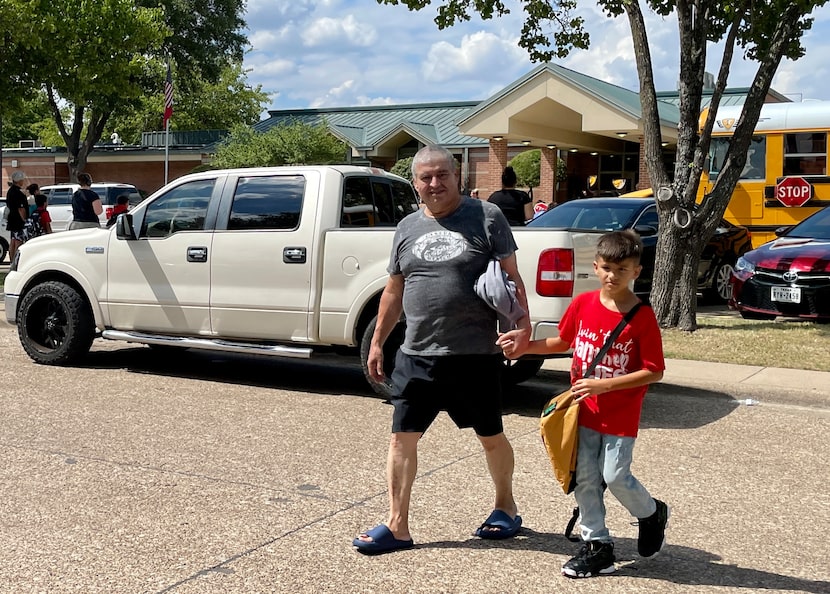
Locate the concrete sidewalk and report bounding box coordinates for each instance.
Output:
[541,356,830,408]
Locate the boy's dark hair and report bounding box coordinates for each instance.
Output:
[35,193,48,207]
[501,166,518,187]
[116,194,129,205]
[596,230,643,264]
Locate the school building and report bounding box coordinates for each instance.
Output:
[2,63,790,202]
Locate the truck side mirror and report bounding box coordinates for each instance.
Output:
[115,213,136,240]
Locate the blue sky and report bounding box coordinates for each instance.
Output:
[242,1,830,115]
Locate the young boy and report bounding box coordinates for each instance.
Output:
[106,194,130,227]
[28,193,52,237]
[498,230,668,578]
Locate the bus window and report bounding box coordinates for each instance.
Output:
[708,138,729,180]
[708,136,765,180]
[740,136,766,180]
[784,132,827,176]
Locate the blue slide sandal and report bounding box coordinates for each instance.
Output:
[474,510,522,539]
[353,524,414,555]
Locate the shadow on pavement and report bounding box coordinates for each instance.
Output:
[420,531,829,592]
[81,344,740,431]
[82,345,381,398]
[504,373,738,430]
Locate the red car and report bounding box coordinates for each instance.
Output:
[730,205,830,321]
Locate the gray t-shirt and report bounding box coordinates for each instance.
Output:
[388,197,518,356]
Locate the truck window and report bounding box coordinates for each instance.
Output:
[784,132,827,176]
[141,179,214,238]
[370,181,396,226]
[228,175,305,230]
[390,180,419,222]
[342,177,377,227]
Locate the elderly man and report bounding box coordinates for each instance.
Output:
[6,171,29,260]
[353,145,531,555]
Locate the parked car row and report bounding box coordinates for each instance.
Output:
[38,183,143,232]
[730,204,830,322]
[527,196,753,303]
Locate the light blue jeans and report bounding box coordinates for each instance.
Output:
[574,426,657,542]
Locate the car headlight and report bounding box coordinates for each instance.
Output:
[733,256,755,281]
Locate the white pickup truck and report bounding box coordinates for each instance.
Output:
[3,165,601,395]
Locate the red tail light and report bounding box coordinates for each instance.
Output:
[536,248,575,297]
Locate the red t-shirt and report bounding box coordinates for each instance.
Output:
[35,206,52,225]
[557,291,665,437]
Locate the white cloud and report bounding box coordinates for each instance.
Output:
[422,31,531,83]
[303,14,377,48]
[241,0,830,112]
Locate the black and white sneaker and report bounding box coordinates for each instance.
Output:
[637,499,670,558]
[561,541,616,578]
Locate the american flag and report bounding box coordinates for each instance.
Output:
[163,62,173,128]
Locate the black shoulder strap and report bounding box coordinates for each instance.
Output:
[582,303,642,379]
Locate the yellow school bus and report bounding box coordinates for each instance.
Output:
[698,101,830,247]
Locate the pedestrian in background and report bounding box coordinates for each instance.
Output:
[28,193,53,237]
[106,194,130,227]
[498,230,669,578]
[470,188,481,199]
[487,166,533,225]
[6,171,29,260]
[26,183,40,215]
[353,144,530,555]
[69,173,102,230]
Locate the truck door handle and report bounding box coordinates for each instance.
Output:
[187,246,208,262]
[283,247,307,264]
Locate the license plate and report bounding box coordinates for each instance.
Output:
[771,286,801,303]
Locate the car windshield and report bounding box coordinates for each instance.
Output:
[527,200,643,230]
[785,206,830,240]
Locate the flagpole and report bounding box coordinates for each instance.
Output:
[164,117,170,185]
[163,60,173,186]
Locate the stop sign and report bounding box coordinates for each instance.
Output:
[775,176,813,207]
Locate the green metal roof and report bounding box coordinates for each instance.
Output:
[256,102,487,149]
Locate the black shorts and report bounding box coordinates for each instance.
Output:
[390,351,505,437]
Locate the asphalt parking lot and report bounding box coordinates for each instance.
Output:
[1,290,829,593]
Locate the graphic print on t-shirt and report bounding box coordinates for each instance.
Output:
[411,230,467,262]
[573,323,635,379]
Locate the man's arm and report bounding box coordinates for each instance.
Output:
[92,198,103,216]
[497,252,531,357]
[366,274,405,382]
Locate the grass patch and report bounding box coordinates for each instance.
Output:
[661,314,830,371]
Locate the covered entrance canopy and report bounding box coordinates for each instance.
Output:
[457,63,680,152]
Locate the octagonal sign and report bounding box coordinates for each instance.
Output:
[775,176,813,207]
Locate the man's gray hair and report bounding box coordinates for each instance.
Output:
[411,145,457,177]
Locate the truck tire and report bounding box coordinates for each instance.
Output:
[18,281,95,365]
[502,358,544,385]
[360,315,405,399]
[0,238,8,263]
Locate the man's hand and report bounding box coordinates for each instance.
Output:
[367,343,386,382]
[496,327,530,359]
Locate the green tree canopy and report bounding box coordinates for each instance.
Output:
[13,0,248,181]
[211,121,348,168]
[391,157,414,182]
[106,62,270,144]
[509,149,541,188]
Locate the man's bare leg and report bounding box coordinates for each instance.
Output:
[478,432,518,517]
[356,431,421,543]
